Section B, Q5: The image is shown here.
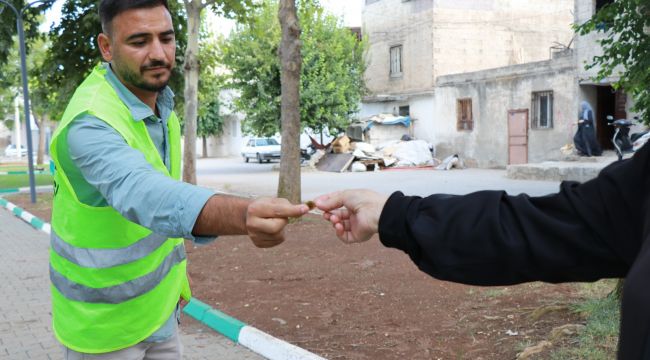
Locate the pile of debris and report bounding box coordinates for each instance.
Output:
[309,135,464,172]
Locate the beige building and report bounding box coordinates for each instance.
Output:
[361,0,638,168]
[363,0,574,97]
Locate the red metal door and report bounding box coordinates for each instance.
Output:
[508,110,528,164]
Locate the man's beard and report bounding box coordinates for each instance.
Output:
[114,60,171,92]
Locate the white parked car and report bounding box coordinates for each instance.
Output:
[242,138,282,163]
[4,144,27,157]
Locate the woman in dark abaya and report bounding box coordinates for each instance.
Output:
[574,101,603,156]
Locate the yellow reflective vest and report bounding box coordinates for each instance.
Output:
[49,65,191,353]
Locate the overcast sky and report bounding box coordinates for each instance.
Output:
[41,0,362,33]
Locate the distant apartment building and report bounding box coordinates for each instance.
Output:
[361,0,637,167]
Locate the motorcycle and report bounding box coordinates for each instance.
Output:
[607,115,650,161]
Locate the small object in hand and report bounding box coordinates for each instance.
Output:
[305,200,316,210]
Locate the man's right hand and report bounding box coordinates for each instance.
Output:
[314,189,388,244]
[246,198,309,248]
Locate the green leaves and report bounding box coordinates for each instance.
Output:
[0,0,53,65]
[219,0,366,137]
[575,0,650,125]
[197,23,224,138]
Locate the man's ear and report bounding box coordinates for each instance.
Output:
[97,33,113,62]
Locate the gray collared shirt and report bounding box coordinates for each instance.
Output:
[61,63,214,343]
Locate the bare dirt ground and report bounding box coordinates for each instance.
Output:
[7,194,586,359]
[185,215,585,360]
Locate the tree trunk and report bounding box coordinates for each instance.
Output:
[182,0,202,185]
[36,114,48,165]
[202,136,207,158]
[277,0,302,204]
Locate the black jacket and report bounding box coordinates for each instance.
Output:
[379,143,650,359]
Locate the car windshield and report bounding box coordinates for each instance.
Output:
[256,138,279,146]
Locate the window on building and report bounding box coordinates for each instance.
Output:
[399,105,410,116]
[531,91,554,129]
[456,98,473,131]
[390,45,402,77]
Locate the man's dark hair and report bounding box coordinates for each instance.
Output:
[99,0,170,34]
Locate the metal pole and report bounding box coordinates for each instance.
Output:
[16,16,37,203]
[14,96,21,159]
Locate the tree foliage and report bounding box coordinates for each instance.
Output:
[197,31,224,141]
[220,0,366,137]
[0,0,52,66]
[575,0,650,124]
[0,41,20,122]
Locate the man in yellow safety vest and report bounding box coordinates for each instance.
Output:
[49,0,308,358]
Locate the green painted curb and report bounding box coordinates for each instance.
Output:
[12,207,23,216]
[183,298,212,319]
[202,309,246,342]
[0,198,7,206]
[0,188,19,194]
[30,217,44,229]
[183,298,245,342]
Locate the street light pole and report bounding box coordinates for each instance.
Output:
[0,0,50,203]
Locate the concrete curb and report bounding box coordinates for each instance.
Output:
[183,299,325,360]
[0,197,51,234]
[0,198,325,360]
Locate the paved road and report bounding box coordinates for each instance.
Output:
[197,157,563,200]
[0,209,263,360]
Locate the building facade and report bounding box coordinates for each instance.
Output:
[361,0,638,167]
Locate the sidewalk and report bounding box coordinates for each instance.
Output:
[506,151,620,182]
[0,209,263,360]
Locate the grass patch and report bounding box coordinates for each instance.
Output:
[549,281,620,360]
[0,165,48,172]
[0,173,53,189]
[482,287,509,299]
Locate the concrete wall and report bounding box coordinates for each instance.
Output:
[201,114,244,157]
[196,89,245,158]
[0,121,10,149]
[363,0,435,95]
[574,0,605,81]
[430,54,577,168]
[432,0,574,83]
[362,0,574,97]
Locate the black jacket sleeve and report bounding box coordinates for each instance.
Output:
[378,143,650,286]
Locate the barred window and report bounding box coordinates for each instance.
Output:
[456,98,473,131]
[531,91,553,129]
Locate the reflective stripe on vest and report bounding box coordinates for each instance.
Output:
[49,244,186,304]
[50,229,169,268]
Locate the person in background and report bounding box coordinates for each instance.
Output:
[574,100,603,156]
